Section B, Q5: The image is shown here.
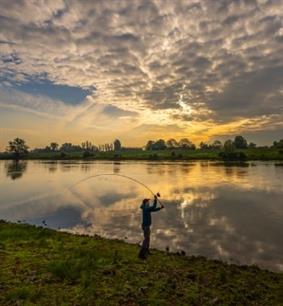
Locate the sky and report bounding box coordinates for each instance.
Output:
[0,0,283,149]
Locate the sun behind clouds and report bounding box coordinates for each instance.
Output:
[0,0,283,148]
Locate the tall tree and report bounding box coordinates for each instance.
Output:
[166,138,179,149]
[233,136,248,149]
[224,139,235,153]
[6,138,29,159]
[50,142,59,151]
[145,140,154,150]
[248,142,257,148]
[114,139,122,151]
[153,139,167,150]
[179,138,195,149]
[199,142,209,150]
[211,140,222,149]
[273,139,283,148]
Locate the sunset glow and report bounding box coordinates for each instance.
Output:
[1,0,283,149]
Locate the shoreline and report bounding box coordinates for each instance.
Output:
[1,220,282,305]
[1,147,283,162]
[1,156,283,162]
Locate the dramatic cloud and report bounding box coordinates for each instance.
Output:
[0,0,283,147]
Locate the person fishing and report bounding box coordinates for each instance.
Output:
[139,193,164,259]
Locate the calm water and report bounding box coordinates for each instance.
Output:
[1,160,283,271]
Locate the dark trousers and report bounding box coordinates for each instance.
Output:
[141,225,151,251]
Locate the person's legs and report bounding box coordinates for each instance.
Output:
[144,226,150,250]
[142,226,151,252]
[139,225,151,258]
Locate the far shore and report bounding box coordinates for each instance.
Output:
[1,147,283,161]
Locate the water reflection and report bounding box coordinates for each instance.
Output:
[0,160,282,271]
[113,162,121,174]
[5,160,28,180]
[43,161,58,173]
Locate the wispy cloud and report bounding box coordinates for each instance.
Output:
[0,0,282,146]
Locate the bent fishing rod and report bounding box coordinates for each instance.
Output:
[68,173,164,206]
[7,173,164,208]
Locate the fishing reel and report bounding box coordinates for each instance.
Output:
[156,192,164,208]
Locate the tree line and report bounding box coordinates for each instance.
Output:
[4,138,122,159]
[3,136,283,159]
[145,136,262,151]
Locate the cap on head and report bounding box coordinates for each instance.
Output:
[143,198,150,205]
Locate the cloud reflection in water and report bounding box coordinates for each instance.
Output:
[0,160,282,271]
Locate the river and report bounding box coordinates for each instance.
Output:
[0,160,282,271]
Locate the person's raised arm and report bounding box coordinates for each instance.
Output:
[150,195,164,212]
[152,195,157,208]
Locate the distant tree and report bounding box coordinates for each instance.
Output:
[248,142,257,148]
[145,140,155,150]
[211,140,222,149]
[50,142,59,151]
[114,139,122,151]
[199,142,209,150]
[166,138,179,149]
[273,139,283,148]
[145,139,167,150]
[6,138,29,159]
[153,139,167,150]
[233,135,248,149]
[218,139,246,160]
[60,143,82,152]
[224,139,235,153]
[86,141,91,150]
[82,141,98,152]
[179,138,195,149]
[60,143,72,152]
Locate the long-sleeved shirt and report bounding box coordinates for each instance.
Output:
[140,198,161,227]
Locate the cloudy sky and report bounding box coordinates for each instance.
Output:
[0,0,283,149]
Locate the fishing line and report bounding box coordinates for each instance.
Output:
[68,173,163,206]
[4,173,163,208]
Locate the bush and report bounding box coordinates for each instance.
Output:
[82,151,93,158]
[113,153,121,159]
[149,153,158,159]
[60,152,66,158]
[219,151,247,161]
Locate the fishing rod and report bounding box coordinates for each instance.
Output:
[68,173,164,206]
[5,173,164,208]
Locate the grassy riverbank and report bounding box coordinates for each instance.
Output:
[0,221,282,305]
[1,147,283,161]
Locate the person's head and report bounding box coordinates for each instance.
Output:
[143,198,150,206]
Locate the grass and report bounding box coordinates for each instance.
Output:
[1,147,283,161]
[0,221,282,305]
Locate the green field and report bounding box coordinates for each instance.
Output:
[1,147,283,161]
[0,221,282,305]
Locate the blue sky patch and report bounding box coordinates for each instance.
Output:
[9,78,92,105]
